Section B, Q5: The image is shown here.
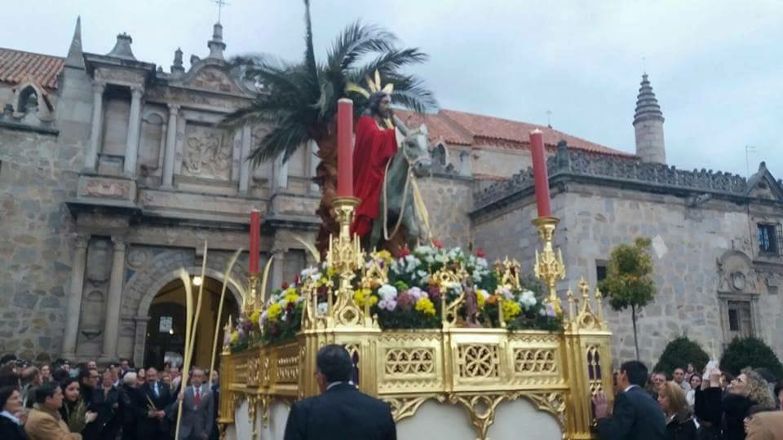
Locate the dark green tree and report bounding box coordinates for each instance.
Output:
[654,336,709,375]
[720,336,783,378]
[599,237,656,361]
[225,0,436,252]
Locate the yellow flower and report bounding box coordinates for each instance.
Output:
[353,288,378,307]
[230,331,239,344]
[249,310,261,325]
[375,250,393,262]
[476,292,486,309]
[415,297,436,316]
[267,303,283,320]
[284,291,300,304]
[502,300,522,320]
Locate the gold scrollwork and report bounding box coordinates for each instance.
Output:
[514,348,558,374]
[246,358,260,388]
[457,344,500,378]
[386,395,443,422]
[384,348,434,376]
[451,393,507,440]
[519,391,567,430]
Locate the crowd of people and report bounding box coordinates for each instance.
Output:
[595,360,783,440]
[0,354,220,440]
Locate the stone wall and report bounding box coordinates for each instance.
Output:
[0,127,80,360]
[471,179,783,368]
[418,175,473,248]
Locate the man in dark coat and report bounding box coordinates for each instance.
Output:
[593,360,668,440]
[137,367,175,440]
[283,344,396,440]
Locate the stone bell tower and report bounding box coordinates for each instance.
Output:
[633,73,666,164]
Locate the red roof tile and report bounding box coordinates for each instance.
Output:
[396,108,631,157]
[0,48,64,90]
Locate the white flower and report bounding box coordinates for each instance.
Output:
[378,284,398,301]
[415,245,434,255]
[408,287,425,300]
[500,286,514,300]
[300,266,319,280]
[378,298,397,311]
[519,290,537,308]
[317,302,328,316]
[476,257,488,268]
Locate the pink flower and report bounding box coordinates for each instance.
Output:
[398,245,411,257]
[476,248,486,258]
[432,239,444,249]
[397,293,415,311]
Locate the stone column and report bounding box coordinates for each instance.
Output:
[123,86,144,176]
[239,125,252,194]
[84,82,105,170]
[101,237,126,360]
[62,235,89,358]
[270,248,286,292]
[162,104,179,188]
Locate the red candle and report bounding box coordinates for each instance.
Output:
[336,98,354,197]
[249,209,260,275]
[529,129,552,217]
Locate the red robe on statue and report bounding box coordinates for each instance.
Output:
[351,115,398,238]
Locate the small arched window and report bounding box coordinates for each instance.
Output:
[17,85,39,114]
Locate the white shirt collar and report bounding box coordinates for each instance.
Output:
[624,384,639,393]
[0,410,20,425]
[326,380,355,391]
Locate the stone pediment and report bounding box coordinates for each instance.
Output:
[180,62,247,95]
[746,162,783,201]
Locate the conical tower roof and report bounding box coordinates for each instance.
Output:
[633,73,664,125]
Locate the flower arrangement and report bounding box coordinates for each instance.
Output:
[230,244,562,350]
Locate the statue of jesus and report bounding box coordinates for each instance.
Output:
[351,92,409,243]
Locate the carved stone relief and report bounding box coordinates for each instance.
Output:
[716,250,760,293]
[86,239,111,283]
[82,178,131,200]
[182,123,232,180]
[189,67,240,93]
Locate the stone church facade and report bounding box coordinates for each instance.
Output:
[1,18,781,369]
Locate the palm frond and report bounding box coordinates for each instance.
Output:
[326,22,397,72]
[247,120,311,167]
[348,48,429,83]
[303,0,319,92]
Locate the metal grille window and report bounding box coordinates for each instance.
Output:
[757,223,781,256]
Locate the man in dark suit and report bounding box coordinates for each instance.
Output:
[593,360,667,440]
[283,344,396,440]
[137,367,175,440]
[176,367,214,440]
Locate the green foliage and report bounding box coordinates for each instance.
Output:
[654,336,709,375]
[598,237,656,312]
[224,0,437,167]
[720,336,783,379]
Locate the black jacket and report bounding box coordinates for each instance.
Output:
[596,385,668,440]
[137,381,175,439]
[694,387,755,440]
[0,415,27,440]
[665,411,698,440]
[283,383,396,440]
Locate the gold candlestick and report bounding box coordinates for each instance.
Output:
[325,196,366,326]
[244,274,259,315]
[532,216,565,316]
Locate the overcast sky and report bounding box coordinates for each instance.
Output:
[2,0,781,178]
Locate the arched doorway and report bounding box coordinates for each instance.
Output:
[145,276,239,369]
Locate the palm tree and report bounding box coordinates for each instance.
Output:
[224,0,437,253]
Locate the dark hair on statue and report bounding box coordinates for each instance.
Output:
[364,92,390,117]
[621,360,649,387]
[316,344,353,383]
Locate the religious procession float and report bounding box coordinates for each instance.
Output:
[196,96,617,440]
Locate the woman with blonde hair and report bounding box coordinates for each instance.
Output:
[695,367,775,440]
[658,381,698,440]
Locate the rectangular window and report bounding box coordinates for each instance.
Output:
[596,262,608,283]
[727,301,752,338]
[159,316,173,333]
[757,223,780,256]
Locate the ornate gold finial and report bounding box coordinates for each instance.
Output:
[532,217,566,316]
[243,275,259,315]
